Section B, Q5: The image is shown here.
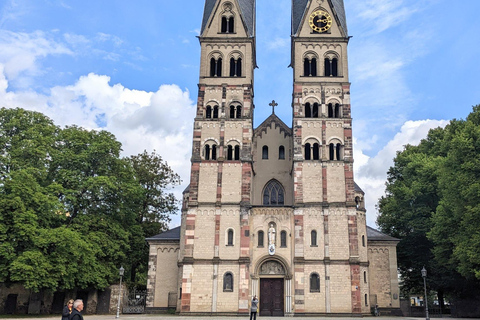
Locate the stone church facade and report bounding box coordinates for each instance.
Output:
[146,0,400,316]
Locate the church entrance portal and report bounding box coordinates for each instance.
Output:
[259,278,284,316]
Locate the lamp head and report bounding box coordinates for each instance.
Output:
[421,266,427,278]
[119,266,125,276]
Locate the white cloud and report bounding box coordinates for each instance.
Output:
[267,37,289,50]
[354,119,449,227]
[0,30,72,81]
[0,70,195,228]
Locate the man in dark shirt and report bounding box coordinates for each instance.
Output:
[69,299,84,320]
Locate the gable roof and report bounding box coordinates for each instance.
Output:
[146,226,181,241]
[201,0,255,37]
[367,226,400,242]
[292,0,348,37]
[354,182,364,194]
[254,113,292,139]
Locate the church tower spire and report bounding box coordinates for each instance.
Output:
[290,0,369,314]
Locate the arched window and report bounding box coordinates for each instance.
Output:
[223,272,233,292]
[313,143,320,160]
[234,145,240,160]
[332,58,338,76]
[312,103,319,118]
[213,106,219,119]
[206,105,212,118]
[310,273,320,292]
[364,271,367,283]
[279,146,285,160]
[304,143,311,160]
[263,180,285,206]
[236,105,242,118]
[212,145,217,160]
[227,229,234,246]
[229,105,242,119]
[328,103,341,118]
[365,294,368,306]
[329,143,343,161]
[303,57,317,76]
[258,230,264,247]
[324,58,331,77]
[228,17,234,33]
[227,145,233,160]
[311,230,317,246]
[262,146,268,159]
[221,17,228,33]
[230,58,242,77]
[205,145,210,160]
[305,103,312,118]
[210,57,222,77]
[280,230,287,247]
[362,235,365,247]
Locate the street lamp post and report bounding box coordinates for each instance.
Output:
[421,266,430,320]
[116,266,125,319]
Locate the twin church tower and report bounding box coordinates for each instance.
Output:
[146,0,400,316]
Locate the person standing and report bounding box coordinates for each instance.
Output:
[250,295,259,320]
[61,299,74,320]
[69,299,84,320]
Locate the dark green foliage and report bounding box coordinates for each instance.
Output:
[377,105,480,301]
[0,107,180,292]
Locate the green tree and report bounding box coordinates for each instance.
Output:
[125,150,181,285]
[377,105,480,304]
[0,108,181,291]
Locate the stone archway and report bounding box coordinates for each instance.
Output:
[255,260,289,316]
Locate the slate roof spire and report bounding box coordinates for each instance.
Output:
[201,0,255,37]
[292,0,348,37]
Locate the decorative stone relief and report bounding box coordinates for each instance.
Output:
[259,261,285,275]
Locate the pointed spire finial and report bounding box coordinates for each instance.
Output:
[269,100,278,114]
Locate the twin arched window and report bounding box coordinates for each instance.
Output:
[227,144,240,160]
[328,103,341,118]
[230,57,242,77]
[204,143,218,160]
[206,105,219,119]
[221,16,234,33]
[324,57,338,77]
[304,142,320,160]
[210,57,222,77]
[303,57,318,77]
[229,105,242,118]
[329,143,343,161]
[305,102,319,118]
[263,180,284,206]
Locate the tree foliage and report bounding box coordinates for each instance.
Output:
[0,107,180,291]
[377,105,480,300]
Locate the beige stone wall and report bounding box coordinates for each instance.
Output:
[303,213,325,260]
[216,264,240,312]
[329,264,352,313]
[367,243,400,308]
[326,164,346,202]
[302,164,323,203]
[218,207,241,259]
[193,210,216,259]
[303,264,327,313]
[198,164,218,203]
[221,164,242,203]
[325,212,349,260]
[190,265,215,312]
[153,245,180,308]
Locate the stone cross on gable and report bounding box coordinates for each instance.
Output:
[269,100,278,114]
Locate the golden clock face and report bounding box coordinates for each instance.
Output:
[309,10,332,33]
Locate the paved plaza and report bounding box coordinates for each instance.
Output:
[4,316,479,320]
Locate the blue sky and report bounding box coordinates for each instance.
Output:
[1,0,480,228]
